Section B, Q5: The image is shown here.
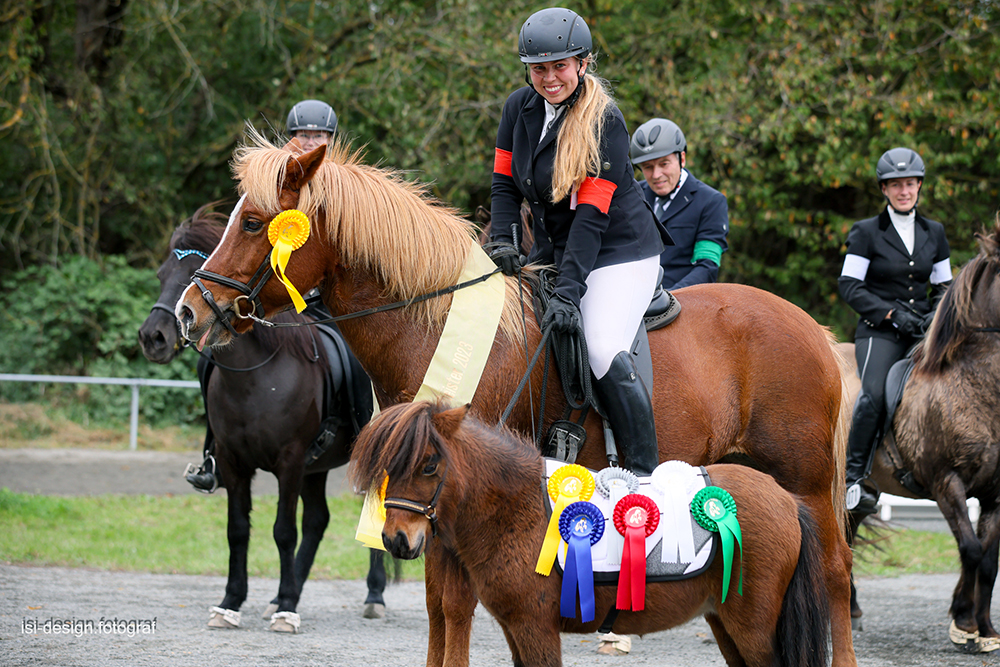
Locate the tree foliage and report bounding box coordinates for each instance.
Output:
[2,0,999,341]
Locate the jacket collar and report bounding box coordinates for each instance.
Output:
[646,171,698,223]
[877,207,929,258]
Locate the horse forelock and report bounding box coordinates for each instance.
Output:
[349,401,539,502]
[169,202,228,255]
[231,129,523,340]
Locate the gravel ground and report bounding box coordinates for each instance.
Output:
[1,564,997,667]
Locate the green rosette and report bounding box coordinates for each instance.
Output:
[691,486,743,603]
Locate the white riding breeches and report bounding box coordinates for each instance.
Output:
[579,255,661,379]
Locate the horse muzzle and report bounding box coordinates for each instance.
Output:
[383,530,425,560]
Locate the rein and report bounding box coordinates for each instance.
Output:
[383,466,447,538]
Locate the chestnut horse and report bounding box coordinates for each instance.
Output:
[138,204,389,630]
[840,220,1000,653]
[351,400,831,667]
[174,135,856,665]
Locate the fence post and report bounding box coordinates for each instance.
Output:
[130,383,140,451]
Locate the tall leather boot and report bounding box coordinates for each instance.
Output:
[595,351,659,477]
[845,393,881,515]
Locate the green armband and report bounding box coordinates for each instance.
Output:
[692,240,723,266]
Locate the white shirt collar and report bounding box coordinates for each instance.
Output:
[538,101,566,143]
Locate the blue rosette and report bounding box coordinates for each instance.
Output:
[558,501,605,623]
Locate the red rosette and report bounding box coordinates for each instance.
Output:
[613,494,660,611]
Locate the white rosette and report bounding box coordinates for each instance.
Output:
[595,467,639,567]
[650,461,702,564]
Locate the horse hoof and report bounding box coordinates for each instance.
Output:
[207,607,240,629]
[851,616,863,632]
[262,603,279,619]
[596,632,631,655]
[269,611,301,634]
[362,603,386,619]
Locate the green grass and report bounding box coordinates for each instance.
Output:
[0,488,959,580]
[851,523,959,577]
[0,488,423,580]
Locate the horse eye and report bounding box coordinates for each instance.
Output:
[243,217,264,233]
[421,462,438,476]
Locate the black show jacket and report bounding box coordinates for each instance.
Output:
[640,174,729,290]
[838,208,951,341]
[490,86,671,306]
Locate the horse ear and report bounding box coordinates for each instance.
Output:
[284,144,327,191]
[431,403,471,439]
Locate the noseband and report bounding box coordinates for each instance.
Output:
[191,253,275,337]
[383,467,447,538]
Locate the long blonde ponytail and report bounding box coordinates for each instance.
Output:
[551,62,614,203]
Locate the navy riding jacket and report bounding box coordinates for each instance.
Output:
[839,208,951,342]
[640,173,729,290]
[490,86,671,306]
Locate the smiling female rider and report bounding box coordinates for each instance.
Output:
[839,147,952,514]
[488,8,671,477]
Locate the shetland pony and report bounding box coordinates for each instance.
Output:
[173,135,856,665]
[840,220,1000,653]
[351,401,830,667]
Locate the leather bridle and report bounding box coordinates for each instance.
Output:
[383,463,447,538]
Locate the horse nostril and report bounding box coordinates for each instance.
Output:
[179,305,193,325]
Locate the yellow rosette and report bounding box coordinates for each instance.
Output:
[267,209,311,313]
[536,464,595,576]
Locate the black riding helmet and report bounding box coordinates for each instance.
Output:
[518,7,592,63]
[876,147,925,183]
[286,100,338,135]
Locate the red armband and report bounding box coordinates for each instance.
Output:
[577,177,617,214]
[493,148,513,177]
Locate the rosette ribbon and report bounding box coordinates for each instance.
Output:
[613,494,660,611]
[595,468,639,567]
[558,501,604,622]
[267,209,311,313]
[536,465,595,576]
[650,461,701,564]
[691,486,743,603]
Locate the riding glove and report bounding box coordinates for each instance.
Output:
[542,295,581,333]
[921,311,935,333]
[891,309,924,338]
[489,243,523,276]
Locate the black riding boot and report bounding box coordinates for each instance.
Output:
[595,351,659,477]
[845,393,881,515]
[185,433,219,493]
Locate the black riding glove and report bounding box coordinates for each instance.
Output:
[542,295,581,333]
[921,311,935,333]
[488,243,523,276]
[891,309,924,338]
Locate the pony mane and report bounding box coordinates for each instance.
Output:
[916,219,1000,373]
[170,201,325,365]
[350,401,540,500]
[231,127,524,339]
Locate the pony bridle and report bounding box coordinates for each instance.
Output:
[383,466,447,538]
[149,249,212,349]
[191,252,275,337]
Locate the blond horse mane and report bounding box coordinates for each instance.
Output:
[231,128,523,340]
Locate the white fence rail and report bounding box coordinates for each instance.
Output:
[879,493,979,523]
[0,373,200,451]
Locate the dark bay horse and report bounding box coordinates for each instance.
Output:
[351,400,831,667]
[137,204,388,631]
[840,220,1000,654]
[173,136,857,665]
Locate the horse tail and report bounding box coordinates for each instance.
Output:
[829,335,852,533]
[775,504,831,667]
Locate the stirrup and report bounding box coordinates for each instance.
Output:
[184,456,219,494]
[845,482,877,514]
